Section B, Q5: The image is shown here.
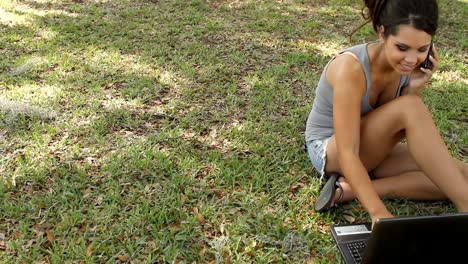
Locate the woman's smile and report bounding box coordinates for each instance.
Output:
[399,63,416,72]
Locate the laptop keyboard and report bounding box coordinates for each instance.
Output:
[345,240,368,263]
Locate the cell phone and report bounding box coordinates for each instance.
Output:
[422,42,434,69]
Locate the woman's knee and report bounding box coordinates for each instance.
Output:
[394,95,432,124]
[396,95,426,110]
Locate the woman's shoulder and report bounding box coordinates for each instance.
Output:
[328,45,366,76]
[329,42,374,80]
[326,44,369,94]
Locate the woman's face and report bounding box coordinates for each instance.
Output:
[381,24,432,74]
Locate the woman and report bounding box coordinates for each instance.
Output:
[305,0,468,226]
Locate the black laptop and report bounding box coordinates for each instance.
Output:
[331,213,468,264]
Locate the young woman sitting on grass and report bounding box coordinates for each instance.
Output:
[304,0,468,226]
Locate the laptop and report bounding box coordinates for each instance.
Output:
[331,213,468,264]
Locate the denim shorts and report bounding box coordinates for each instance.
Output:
[306,137,332,181]
[306,137,378,180]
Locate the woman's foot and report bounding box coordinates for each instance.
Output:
[332,176,349,206]
[315,173,345,212]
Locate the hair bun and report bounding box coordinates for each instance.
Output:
[352,0,438,41]
[363,0,387,21]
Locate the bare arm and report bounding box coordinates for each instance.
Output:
[327,56,393,223]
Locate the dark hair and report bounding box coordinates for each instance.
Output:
[352,0,438,39]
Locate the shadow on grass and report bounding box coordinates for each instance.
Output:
[1,0,466,262]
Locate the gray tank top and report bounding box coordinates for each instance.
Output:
[305,43,409,142]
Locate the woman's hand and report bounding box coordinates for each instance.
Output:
[405,45,439,96]
[371,211,394,230]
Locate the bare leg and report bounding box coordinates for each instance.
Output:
[325,95,468,210]
[334,145,468,203]
[335,171,446,204]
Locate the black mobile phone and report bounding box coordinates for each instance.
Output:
[422,43,434,69]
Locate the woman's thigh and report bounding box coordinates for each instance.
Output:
[324,96,424,175]
[371,143,420,178]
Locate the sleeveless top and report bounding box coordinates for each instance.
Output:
[305,43,409,142]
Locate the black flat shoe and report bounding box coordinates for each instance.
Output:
[314,173,344,212]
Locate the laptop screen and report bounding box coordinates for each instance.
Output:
[362,213,468,263]
[331,213,468,264]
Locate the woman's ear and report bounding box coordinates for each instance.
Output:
[378,25,385,41]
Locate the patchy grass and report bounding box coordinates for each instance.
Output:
[0,0,466,263]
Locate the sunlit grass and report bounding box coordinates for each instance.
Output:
[0,0,466,263]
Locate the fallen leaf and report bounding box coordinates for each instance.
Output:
[220,222,225,234]
[344,214,356,223]
[34,222,53,232]
[86,243,94,257]
[147,239,158,250]
[197,213,205,224]
[180,192,185,204]
[199,246,207,256]
[213,189,225,198]
[117,255,130,261]
[170,223,181,232]
[46,230,55,243]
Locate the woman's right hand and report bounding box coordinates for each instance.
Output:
[371,211,394,229]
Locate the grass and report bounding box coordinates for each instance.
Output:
[0,0,466,263]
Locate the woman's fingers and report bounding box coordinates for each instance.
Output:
[430,44,439,71]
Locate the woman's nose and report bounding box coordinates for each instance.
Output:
[404,53,419,64]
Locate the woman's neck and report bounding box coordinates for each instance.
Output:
[369,41,398,77]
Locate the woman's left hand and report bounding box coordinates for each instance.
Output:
[406,45,439,95]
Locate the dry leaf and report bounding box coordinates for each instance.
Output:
[46,231,55,243]
[23,237,36,250]
[199,246,207,256]
[117,255,130,261]
[224,249,232,264]
[344,214,356,223]
[180,192,185,204]
[86,243,94,257]
[170,223,181,232]
[213,189,225,198]
[147,239,158,250]
[220,222,225,234]
[0,241,6,251]
[34,222,53,232]
[197,213,205,224]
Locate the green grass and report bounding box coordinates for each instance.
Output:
[0,0,466,263]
